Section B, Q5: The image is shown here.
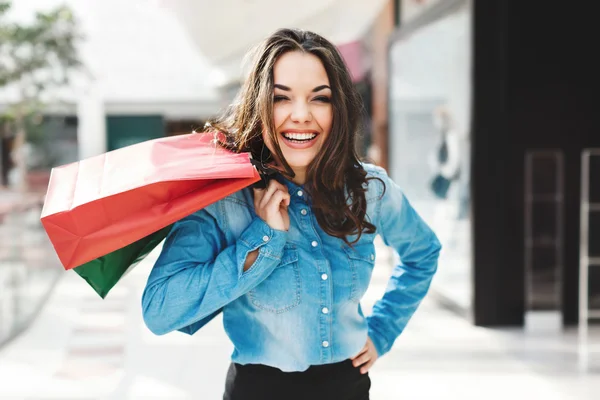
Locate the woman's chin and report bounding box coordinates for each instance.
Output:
[282,156,315,171]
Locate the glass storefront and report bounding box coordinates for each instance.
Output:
[0,199,62,347]
[0,115,76,347]
[388,1,472,310]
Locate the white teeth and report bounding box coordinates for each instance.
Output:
[282,132,317,140]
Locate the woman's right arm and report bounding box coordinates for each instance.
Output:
[142,181,290,335]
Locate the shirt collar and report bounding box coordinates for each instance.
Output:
[275,174,305,195]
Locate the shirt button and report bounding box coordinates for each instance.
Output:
[322,307,329,314]
[301,209,308,216]
[262,235,269,242]
[311,241,318,247]
[321,273,328,281]
[370,254,375,261]
[322,341,329,348]
[297,190,303,197]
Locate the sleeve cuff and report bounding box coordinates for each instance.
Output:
[237,217,287,277]
[239,217,287,256]
[367,318,390,357]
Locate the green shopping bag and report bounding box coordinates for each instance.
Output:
[73,225,173,298]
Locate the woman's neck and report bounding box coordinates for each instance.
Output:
[290,168,306,186]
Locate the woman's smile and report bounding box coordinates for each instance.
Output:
[279,129,320,149]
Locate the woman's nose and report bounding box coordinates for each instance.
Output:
[290,101,312,123]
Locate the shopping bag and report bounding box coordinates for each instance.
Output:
[72,225,173,298]
[41,133,260,297]
[73,158,276,298]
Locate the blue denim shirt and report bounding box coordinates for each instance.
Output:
[142,163,441,372]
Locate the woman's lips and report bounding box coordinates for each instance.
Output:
[280,132,319,150]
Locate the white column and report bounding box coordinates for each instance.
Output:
[76,81,106,160]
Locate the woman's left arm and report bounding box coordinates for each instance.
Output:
[366,170,442,357]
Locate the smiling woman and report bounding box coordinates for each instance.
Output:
[210,28,377,245]
[269,52,333,183]
[141,28,441,400]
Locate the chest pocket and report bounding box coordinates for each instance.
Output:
[343,243,376,303]
[248,246,301,313]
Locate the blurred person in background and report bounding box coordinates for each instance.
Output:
[428,105,461,201]
[428,105,465,248]
[141,28,441,400]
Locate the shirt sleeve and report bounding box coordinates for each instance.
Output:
[141,207,287,335]
[366,169,442,357]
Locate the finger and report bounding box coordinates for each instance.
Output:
[258,181,282,209]
[252,180,280,208]
[350,346,367,360]
[360,359,375,375]
[352,352,371,368]
[280,196,290,207]
[266,190,290,212]
[253,188,265,209]
[266,179,287,192]
[260,180,288,207]
[268,180,288,197]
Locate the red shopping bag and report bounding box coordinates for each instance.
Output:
[40,133,260,271]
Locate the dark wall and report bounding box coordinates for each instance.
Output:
[471,0,517,326]
[472,0,599,325]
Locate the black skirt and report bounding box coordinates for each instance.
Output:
[223,359,371,400]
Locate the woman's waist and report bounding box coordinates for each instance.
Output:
[233,358,359,379]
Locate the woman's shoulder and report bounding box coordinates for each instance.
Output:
[185,187,254,222]
[360,162,390,200]
[218,187,255,208]
[361,162,388,178]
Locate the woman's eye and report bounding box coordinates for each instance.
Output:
[273,95,288,102]
[314,96,331,103]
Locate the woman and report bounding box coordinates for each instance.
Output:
[428,105,462,200]
[142,28,441,400]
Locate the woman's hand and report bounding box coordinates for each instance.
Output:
[351,337,378,374]
[253,180,290,232]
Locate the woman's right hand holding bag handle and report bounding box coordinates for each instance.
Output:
[244,180,290,271]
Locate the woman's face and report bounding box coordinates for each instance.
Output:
[264,51,333,175]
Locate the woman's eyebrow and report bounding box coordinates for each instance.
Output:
[312,85,331,92]
[274,84,331,92]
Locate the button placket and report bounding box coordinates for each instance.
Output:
[295,188,311,230]
[301,198,331,362]
[318,259,333,363]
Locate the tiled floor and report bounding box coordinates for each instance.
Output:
[0,241,599,399]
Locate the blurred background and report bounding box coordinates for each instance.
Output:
[0,0,599,399]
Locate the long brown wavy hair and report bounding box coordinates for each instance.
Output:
[208,28,383,245]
